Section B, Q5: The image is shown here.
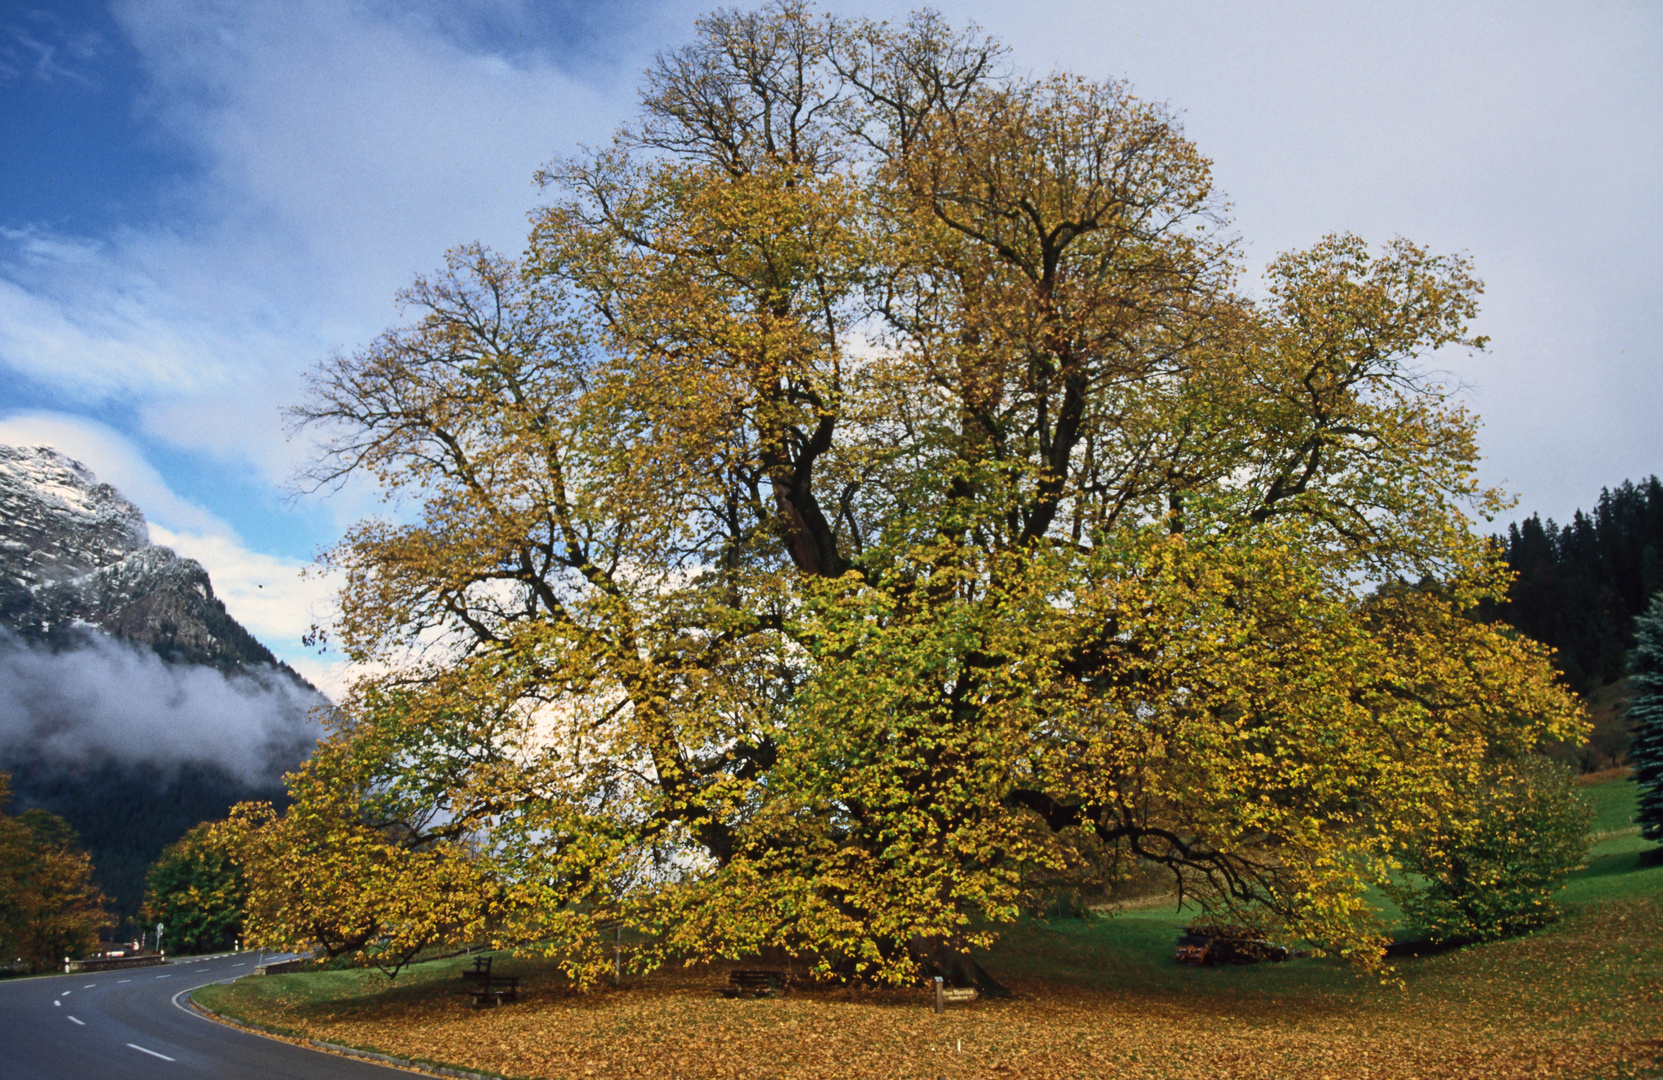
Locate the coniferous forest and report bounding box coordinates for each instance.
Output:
[1492,477,1663,696]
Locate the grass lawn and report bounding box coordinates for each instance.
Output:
[196,778,1663,1080]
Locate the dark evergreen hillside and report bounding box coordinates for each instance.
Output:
[1492,477,1663,695]
[0,755,289,932]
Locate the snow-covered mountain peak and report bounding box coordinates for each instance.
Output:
[0,443,298,674]
[0,445,149,585]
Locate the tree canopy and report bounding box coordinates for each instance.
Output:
[141,821,248,955]
[0,774,111,970]
[256,2,1583,984]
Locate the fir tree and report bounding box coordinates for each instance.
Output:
[1630,592,1663,842]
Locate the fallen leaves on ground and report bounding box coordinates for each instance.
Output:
[212,896,1663,1080]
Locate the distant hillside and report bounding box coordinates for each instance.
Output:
[0,444,322,928]
[0,754,289,925]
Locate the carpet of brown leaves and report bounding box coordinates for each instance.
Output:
[211,896,1663,1080]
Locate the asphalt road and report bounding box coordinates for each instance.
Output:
[0,952,417,1079]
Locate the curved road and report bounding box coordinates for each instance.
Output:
[0,952,417,1079]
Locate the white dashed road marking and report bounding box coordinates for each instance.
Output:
[117,979,131,983]
[82,983,95,988]
[67,1016,84,1026]
[53,1000,60,1007]
[127,1043,175,1062]
[156,974,171,979]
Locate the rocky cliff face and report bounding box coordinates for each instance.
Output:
[0,445,282,670]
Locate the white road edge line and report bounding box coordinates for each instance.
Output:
[127,1043,175,1062]
[170,977,266,1026]
[67,1015,85,1026]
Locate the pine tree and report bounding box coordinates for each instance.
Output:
[1631,593,1663,842]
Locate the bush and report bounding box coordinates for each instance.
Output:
[1394,756,1591,944]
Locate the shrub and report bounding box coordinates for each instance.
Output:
[1394,756,1591,944]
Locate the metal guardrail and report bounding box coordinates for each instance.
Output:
[65,955,166,973]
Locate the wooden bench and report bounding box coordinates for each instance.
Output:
[460,955,493,983]
[467,974,520,1006]
[720,969,784,998]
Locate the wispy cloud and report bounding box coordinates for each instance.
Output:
[0,239,238,401]
[0,0,648,499]
[0,10,103,85]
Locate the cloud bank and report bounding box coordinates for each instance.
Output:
[0,629,327,783]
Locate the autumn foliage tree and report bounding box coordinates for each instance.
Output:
[258,3,1584,984]
[0,773,111,971]
[224,713,499,977]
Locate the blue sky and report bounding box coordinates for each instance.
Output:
[2,0,1660,692]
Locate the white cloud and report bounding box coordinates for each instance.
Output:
[0,237,234,401]
[0,630,325,781]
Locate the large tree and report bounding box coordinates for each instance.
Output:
[260,3,1582,985]
[141,822,249,955]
